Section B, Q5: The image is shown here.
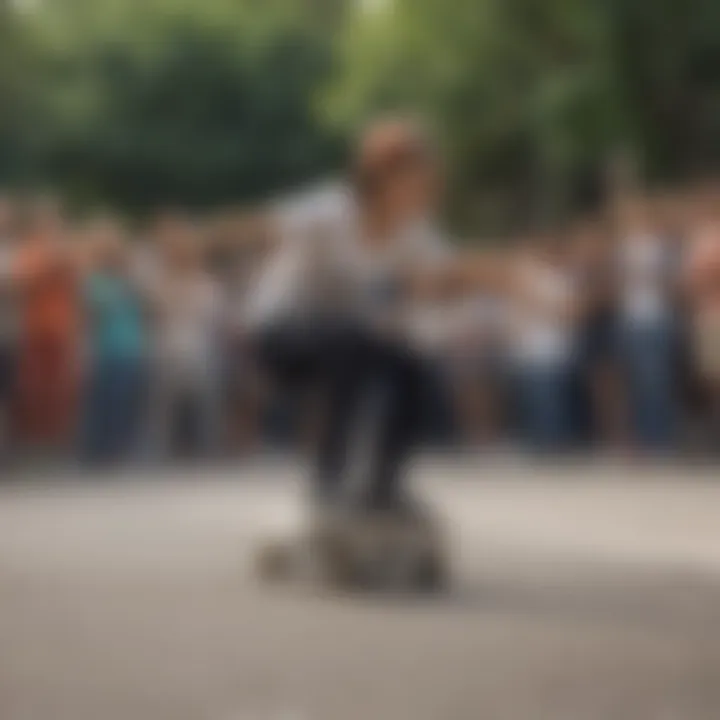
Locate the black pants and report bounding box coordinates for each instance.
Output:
[254,320,426,510]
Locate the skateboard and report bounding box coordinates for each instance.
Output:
[254,505,449,593]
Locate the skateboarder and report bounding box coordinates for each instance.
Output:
[246,119,509,587]
[247,118,466,514]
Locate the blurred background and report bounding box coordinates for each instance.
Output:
[1,0,720,228]
[1,0,720,467]
[2,4,720,720]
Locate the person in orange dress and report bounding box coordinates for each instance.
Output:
[13,204,81,449]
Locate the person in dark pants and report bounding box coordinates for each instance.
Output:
[255,321,426,509]
[570,221,623,451]
[509,240,579,453]
[245,119,471,513]
[615,198,679,452]
[84,353,145,462]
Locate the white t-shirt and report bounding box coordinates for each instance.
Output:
[618,234,672,324]
[247,183,452,347]
[153,271,223,377]
[510,259,576,367]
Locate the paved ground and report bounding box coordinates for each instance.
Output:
[1,458,720,720]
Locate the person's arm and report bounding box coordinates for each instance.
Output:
[679,233,718,309]
[404,248,513,300]
[206,211,279,258]
[511,262,584,326]
[557,282,585,325]
[0,246,18,298]
[139,268,172,325]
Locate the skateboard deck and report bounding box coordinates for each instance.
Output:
[254,507,449,593]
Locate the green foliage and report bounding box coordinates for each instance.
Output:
[1,0,719,231]
[326,0,720,232]
[1,0,346,211]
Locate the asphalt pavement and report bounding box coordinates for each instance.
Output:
[1,458,719,720]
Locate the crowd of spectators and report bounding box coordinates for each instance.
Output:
[0,184,720,468]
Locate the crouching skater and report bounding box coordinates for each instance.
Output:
[247,118,492,589]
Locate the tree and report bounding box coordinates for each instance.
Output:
[325,0,720,234]
[3,0,348,210]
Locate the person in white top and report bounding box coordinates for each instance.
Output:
[615,197,678,450]
[508,237,580,450]
[205,215,270,454]
[144,219,224,459]
[439,288,509,446]
[248,118,483,511]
